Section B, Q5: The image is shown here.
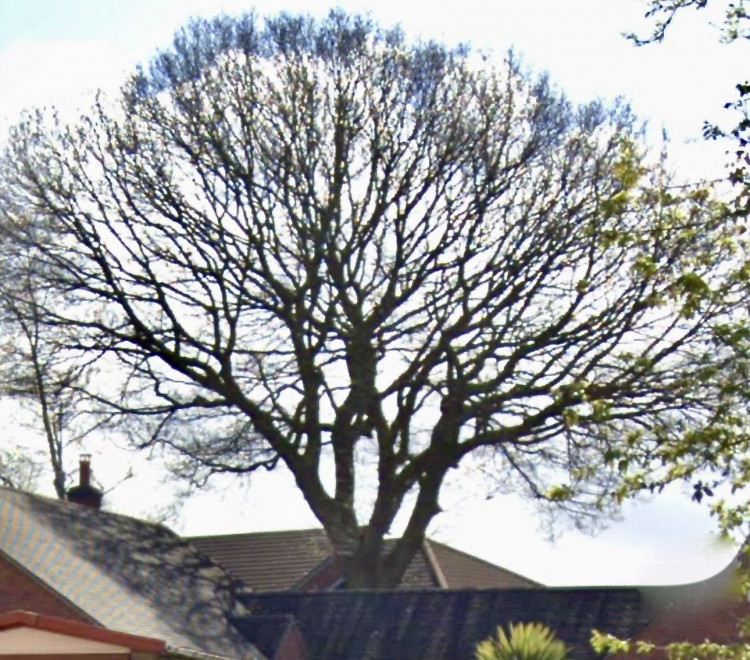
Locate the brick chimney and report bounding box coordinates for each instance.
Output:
[66,454,103,509]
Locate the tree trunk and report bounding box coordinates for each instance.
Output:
[337,547,404,589]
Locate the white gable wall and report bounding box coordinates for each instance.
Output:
[0,626,129,654]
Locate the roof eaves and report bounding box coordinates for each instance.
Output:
[165,642,263,660]
[0,610,166,653]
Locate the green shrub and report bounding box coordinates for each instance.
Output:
[475,622,571,660]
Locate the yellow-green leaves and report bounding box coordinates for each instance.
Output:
[476,623,570,660]
[599,139,646,221]
[613,140,646,189]
[633,254,658,280]
[591,631,630,656]
[546,485,574,502]
[672,271,712,318]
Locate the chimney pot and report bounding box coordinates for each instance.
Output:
[67,454,103,509]
[79,454,91,487]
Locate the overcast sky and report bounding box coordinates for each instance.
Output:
[0,0,746,586]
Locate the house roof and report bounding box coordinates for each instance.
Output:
[235,587,649,660]
[187,529,540,591]
[189,529,332,592]
[426,539,541,589]
[0,487,260,660]
[0,610,166,653]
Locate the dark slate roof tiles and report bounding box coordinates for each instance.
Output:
[238,614,300,659]
[235,588,649,660]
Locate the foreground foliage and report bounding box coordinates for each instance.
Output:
[632,0,750,185]
[476,622,570,660]
[592,630,750,660]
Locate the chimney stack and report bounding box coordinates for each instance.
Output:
[66,454,103,509]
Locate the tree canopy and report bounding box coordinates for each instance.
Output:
[1,11,748,587]
[633,0,750,43]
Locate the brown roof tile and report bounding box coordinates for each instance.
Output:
[425,539,541,589]
[188,529,541,591]
[398,542,441,589]
[190,529,333,592]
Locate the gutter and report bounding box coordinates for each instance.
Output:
[165,643,266,660]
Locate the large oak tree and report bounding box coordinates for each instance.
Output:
[1,12,747,587]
